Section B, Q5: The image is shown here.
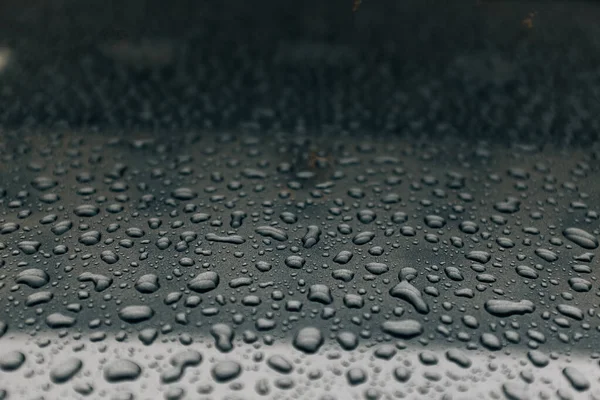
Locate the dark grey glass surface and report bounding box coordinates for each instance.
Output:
[0,1,599,399]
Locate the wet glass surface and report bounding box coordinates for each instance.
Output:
[0,1,600,399]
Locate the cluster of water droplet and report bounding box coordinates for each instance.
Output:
[0,133,598,399]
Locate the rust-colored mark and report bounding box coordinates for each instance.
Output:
[522,12,536,29]
[352,0,362,12]
[308,151,333,169]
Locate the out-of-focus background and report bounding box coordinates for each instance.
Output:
[0,0,599,145]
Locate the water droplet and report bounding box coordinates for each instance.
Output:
[78,230,102,245]
[336,331,359,350]
[393,366,411,383]
[333,250,353,264]
[480,333,502,351]
[211,360,241,383]
[445,349,472,368]
[17,240,41,255]
[51,220,73,235]
[293,327,323,354]
[160,350,202,383]
[302,225,321,248]
[187,271,220,293]
[285,255,306,269]
[563,227,598,249]
[118,305,155,323]
[332,269,355,282]
[267,355,293,374]
[135,274,160,293]
[308,284,333,304]
[46,313,77,328]
[365,262,389,275]
[74,204,100,217]
[389,281,430,314]
[205,233,245,244]
[16,268,49,288]
[0,351,25,372]
[255,226,288,241]
[78,272,113,292]
[100,250,119,264]
[484,299,535,317]
[210,323,234,352]
[381,319,424,339]
[527,350,549,367]
[346,367,367,385]
[562,366,590,391]
[352,231,375,245]
[50,358,83,384]
[104,359,142,383]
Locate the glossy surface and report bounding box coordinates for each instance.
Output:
[0,1,600,399]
